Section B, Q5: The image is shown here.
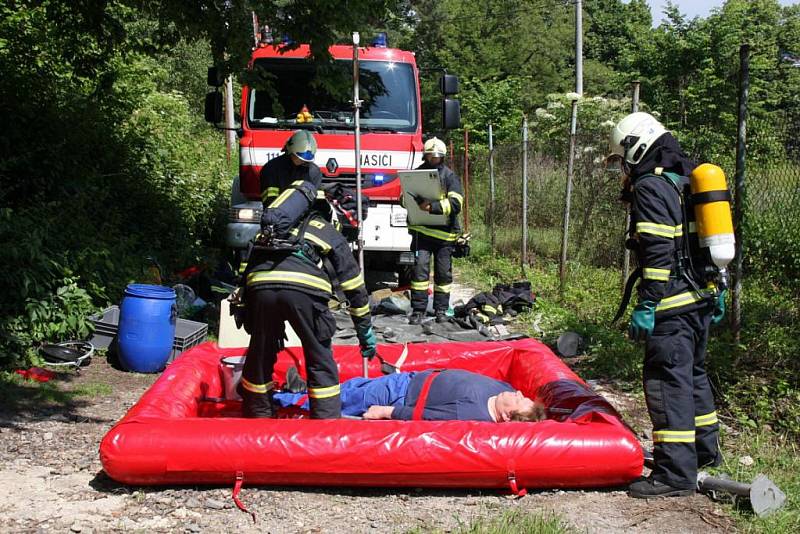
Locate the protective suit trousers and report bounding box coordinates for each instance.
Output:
[410,234,453,313]
[644,308,720,489]
[243,287,341,418]
[273,372,415,417]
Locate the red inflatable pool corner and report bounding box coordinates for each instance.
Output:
[100,339,643,490]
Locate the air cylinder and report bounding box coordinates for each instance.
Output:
[689,163,735,270]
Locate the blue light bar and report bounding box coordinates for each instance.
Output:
[372,32,387,48]
[374,174,385,184]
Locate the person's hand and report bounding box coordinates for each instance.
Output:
[358,325,377,360]
[363,405,394,419]
[712,289,727,325]
[628,300,656,341]
[415,196,432,212]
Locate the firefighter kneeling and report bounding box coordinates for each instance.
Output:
[238,179,376,419]
[608,112,731,498]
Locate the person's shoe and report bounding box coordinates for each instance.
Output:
[628,476,694,498]
[435,311,448,323]
[241,390,275,418]
[408,311,424,325]
[285,366,307,393]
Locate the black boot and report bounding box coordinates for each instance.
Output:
[408,311,424,325]
[310,394,341,419]
[435,310,448,323]
[628,476,694,498]
[241,389,275,418]
[285,366,307,393]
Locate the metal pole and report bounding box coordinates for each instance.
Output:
[560,99,578,288]
[732,44,749,341]
[463,128,470,233]
[622,81,640,289]
[489,123,496,250]
[522,117,528,268]
[575,0,583,96]
[224,76,235,164]
[353,31,367,378]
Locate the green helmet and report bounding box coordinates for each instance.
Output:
[284,130,317,162]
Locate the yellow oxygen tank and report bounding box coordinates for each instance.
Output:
[689,163,735,271]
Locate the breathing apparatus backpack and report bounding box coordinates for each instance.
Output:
[613,163,735,323]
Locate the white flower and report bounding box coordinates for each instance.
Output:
[591,96,606,103]
[601,120,616,128]
[547,101,565,109]
[535,108,549,118]
[651,111,661,118]
[565,92,581,101]
[583,146,595,153]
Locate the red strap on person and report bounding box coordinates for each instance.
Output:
[411,369,443,421]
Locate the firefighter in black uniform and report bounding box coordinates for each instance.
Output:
[239,179,376,419]
[407,137,464,324]
[259,130,324,205]
[608,112,724,498]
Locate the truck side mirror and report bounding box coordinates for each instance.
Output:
[440,74,459,95]
[442,99,461,130]
[204,92,223,124]
[207,66,223,88]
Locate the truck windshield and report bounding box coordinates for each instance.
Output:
[248,58,417,133]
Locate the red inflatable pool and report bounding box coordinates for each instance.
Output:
[100,339,642,490]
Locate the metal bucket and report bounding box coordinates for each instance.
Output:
[219,355,246,401]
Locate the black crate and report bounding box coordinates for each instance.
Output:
[88,305,208,360]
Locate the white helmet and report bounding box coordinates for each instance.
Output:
[608,112,667,165]
[423,137,447,158]
[284,130,317,162]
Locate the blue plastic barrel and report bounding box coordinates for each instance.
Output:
[118,284,176,373]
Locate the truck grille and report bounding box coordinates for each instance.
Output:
[322,173,358,189]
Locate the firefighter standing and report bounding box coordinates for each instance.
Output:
[608,112,725,498]
[407,137,464,324]
[259,130,324,205]
[239,178,376,419]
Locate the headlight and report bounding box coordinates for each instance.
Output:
[229,207,262,222]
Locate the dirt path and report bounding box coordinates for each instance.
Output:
[0,293,736,532]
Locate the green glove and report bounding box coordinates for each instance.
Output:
[712,289,727,325]
[356,324,377,360]
[629,300,656,341]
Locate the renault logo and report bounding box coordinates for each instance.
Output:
[326,158,339,174]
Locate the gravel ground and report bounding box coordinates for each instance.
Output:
[0,287,737,533]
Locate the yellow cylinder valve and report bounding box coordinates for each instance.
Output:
[689,163,735,271]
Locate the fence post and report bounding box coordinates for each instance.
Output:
[622,81,640,290]
[732,44,749,342]
[522,116,529,270]
[560,98,579,289]
[488,123,496,251]
[463,128,470,233]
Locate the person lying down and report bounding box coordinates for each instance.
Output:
[273,368,546,422]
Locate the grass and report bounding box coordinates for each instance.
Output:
[407,509,576,534]
[0,371,113,408]
[455,241,800,533]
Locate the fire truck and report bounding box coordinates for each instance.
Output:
[204,32,460,282]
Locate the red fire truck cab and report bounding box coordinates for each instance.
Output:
[207,34,460,281]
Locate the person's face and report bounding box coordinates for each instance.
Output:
[494,390,535,422]
[290,153,306,166]
[425,154,443,166]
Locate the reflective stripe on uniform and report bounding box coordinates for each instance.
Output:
[303,232,332,252]
[447,191,464,205]
[643,267,671,281]
[653,429,695,443]
[262,187,280,201]
[434,283,452,293]
[247,271,332,293]
[241,378,275,394]
[349,303,370,317]
[238,261,248,274]
[268,187,295,208]
[656,290,710,312]
[308,384,340,399]
[440,198,451,216]
[695,411,718,427]
[340,274,365,291]
[291,180,304,186]
[316,190,326,199]
[636,222,680,238]
[410,280,429,291]
[688,221,697,233]
[482,304,497,314]
[408,225,459,242]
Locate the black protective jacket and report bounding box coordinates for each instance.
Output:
[629,135,712,318]
[407,162,464,242]
[259,153,324,205]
